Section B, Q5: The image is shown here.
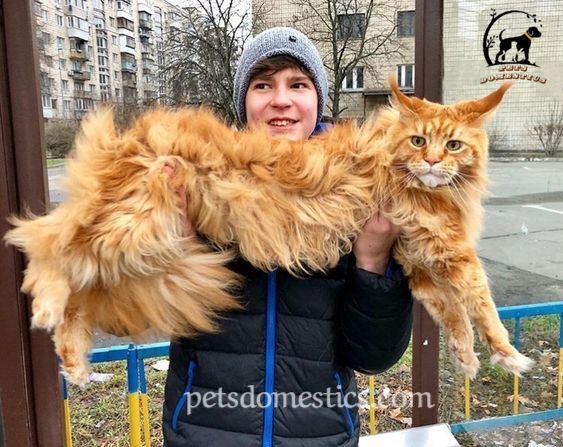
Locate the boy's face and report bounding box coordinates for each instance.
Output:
[245,67,318,141]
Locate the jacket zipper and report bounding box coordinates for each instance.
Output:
[172,359,197,432]
[334,372,354,436]
[262,270,277,447]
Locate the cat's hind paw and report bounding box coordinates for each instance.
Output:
[31,301,65,331]
[491,350,535,377]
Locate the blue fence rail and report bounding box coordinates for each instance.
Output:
[450,301,563,434]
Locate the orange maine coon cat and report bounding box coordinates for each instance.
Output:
[5,78,533,384]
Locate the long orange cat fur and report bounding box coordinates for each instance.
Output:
[5,78,534,385]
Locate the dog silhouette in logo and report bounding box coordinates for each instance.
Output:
[495,26,542,64]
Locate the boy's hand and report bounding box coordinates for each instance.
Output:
[175,186,196,238]
[163,162,196,238]
[353,205,400,275]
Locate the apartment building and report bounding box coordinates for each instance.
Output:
[252,0,415,120]
[35,0,180,120]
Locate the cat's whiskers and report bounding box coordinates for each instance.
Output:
[455,173,487,195]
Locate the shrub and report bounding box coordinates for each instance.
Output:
[44,120,79,159]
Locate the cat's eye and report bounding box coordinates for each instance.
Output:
[410,136,426,148]
[446,140,463,152]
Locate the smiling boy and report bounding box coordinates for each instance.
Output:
[163,27,413,447]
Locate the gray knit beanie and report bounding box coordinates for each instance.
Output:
[233,27,328,125]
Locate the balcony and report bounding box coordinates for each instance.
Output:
[68,69,91,81]
[141,51,154,61]
[139,19,152,30]
[73,90,93,99]
[42,107,54,119]
[121,62,136,73]
[119,39,136,56]
[66,5,87,21]
[122,77,137,88]
[139,28,151,40]
[116,6,133,22]
[68,26,89,41]
[142,60,154,74]
[69,49,89,60]
[138,0,154,15]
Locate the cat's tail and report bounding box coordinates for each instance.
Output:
[73,237,242,342]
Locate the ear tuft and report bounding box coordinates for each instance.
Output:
[387,74,426,115]
[455,81,513,124]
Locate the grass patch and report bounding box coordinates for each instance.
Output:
[68,361,166,446]
[47,158,65,168]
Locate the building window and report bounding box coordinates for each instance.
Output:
[62,79,69,91]
[44,56,53,68]
[57,37,65,50]
[51,99,57,110]
[97,37,108,49]
[42,10,49,22]
[99,73,110,84]
[59,58,66,69]
[115,88,120,97]
[342,67,364,90]
[337,14,365,40]
[110,17,116,27]
[41,94,52,108]
[94,17,106,29]
[42,32,51,46]
[114,71,119,79]
[397,11,415,37]
[63,100,71,111]
[56,15,63,26]
[397,64,415,89]
[98,55,108,67]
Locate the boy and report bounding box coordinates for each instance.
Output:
[163,27,413,447]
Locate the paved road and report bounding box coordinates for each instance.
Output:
[480,162,563,306]
[47,161,563,346]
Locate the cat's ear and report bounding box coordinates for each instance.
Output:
[456,81,513,124]
[388,75,426,115]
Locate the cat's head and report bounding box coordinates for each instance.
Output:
[385,77,511,191]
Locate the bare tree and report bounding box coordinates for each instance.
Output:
[529,101,563,157]
[161,0,269,124]
[291,0,409,119]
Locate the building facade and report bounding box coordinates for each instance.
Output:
[34,0,180,120]
[443,0,563,154]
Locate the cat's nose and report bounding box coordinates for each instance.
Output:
[425,157,441,166]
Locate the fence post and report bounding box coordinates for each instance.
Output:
[412,0,443,427]
[127,344,142,447]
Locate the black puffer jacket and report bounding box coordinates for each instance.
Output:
[163,254,413,447]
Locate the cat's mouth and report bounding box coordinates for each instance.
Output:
[416,172,451,188]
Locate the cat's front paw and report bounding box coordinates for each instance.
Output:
[491,349,535,377]
[450,340,480,379]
